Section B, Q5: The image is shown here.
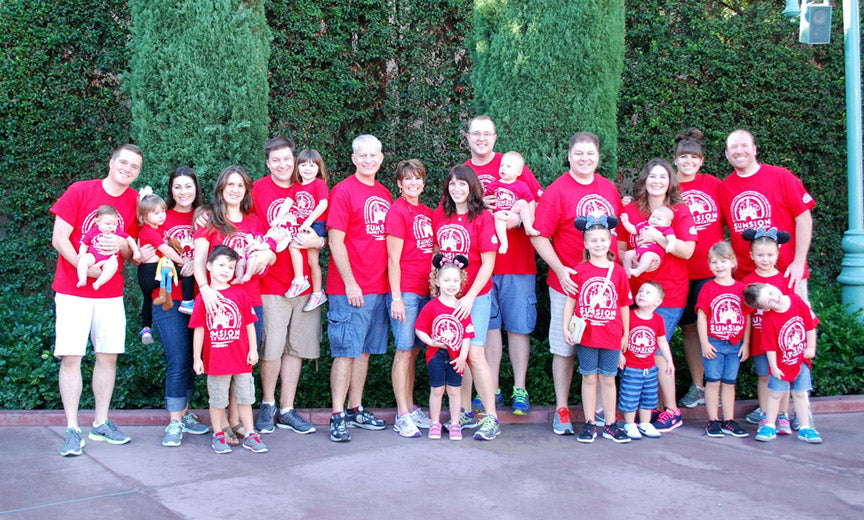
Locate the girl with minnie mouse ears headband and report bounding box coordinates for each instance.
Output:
[741,226,791,245]
[429,253,469,297]
[574,214,619,263]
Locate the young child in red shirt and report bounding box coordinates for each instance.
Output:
[484,151,539,254]
[190,245,267,454]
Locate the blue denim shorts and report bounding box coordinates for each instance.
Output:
[702,337,742,385]
[655,306,685,340]
[427,349,462,388]
[576,345,619,377]
[680,278,712,326]
[311,221,327,237]
[768,363,813,393]
[489,274,537,334]
[752,353,770,377]
[618,366,659,412]
[469,292,492,347]
[387,292,428,351]
[327,294,389,358]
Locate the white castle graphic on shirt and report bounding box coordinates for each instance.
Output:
[682,190,718,230]
[494,186,517,211]
[478,174,496,189]
[432,314,466,351]
[292,190,316,219]
[267,198,299,232]
[81,209,125,235]
[206,298,242,348]
[778,317,807,365]
[730,191,772,233]
[364,196,390,239]
[223,232,258,255]
[576,195,615,219]
[437,225,471,255]
[413,214,434,253]
[709,294,745,339]
[165,225,194,260]
[628,326,657,357]
[578,276,617,322]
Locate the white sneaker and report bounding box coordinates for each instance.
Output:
[638,422,661,438]
[393,413,421,438]
[624,423,642,439]
[409,406,432,429]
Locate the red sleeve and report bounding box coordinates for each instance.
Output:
[241,292,258,325]
[188,295,206,328]
[476,211,498,253]
[384,202,407,239]
[139,226,164,249]
[521,164,544,198]
[615,266,633,307]
[673,204,697,241]
[313,178,330,201]
[415,303,433,335]
[781,169,816,217]
[533,184,560,237]
[326,183,350,232]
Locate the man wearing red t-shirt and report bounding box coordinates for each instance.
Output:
[720,130,815,299]
[463,115,544,417]
[250,136,322,436]
[531,131,623,436]
[326,134,393,442]
[52,144,143,456]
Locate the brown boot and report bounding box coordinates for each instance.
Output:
[153,287,167,305]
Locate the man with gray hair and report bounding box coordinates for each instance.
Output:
[326,135,393,442]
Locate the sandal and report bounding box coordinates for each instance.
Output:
[231,423,247,438]
[222,426,240,446]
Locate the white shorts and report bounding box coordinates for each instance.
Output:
[54,293,126,357]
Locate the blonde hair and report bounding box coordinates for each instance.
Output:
[137,194,167,225]
[429,263,467,298]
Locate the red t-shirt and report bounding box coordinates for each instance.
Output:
[325,175,393,295]
[50,179,140,298]
[193,215,267,306]
[188,285,258,376]
[619,203,697,308]
[385,197,433,296]
[742,271,793,357]
[718,164,815,278]
[464,153,543,199]
[760,293,817,382]
[624,311,666,369]
[139,225,170,301]
[292,178,329,225]
[162,209,195,264]
[534,173,622,294]
[485,178,535,211]
[432,207,498,296]
[679,174,724,280]
[695,280,752,344]
[415,298,475,363]
[571,262,632,350]
[252,175,310,296]
[81,226,130,263]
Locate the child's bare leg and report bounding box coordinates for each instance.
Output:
[228,388,240,431]
[429,386,445,424]
[233,258,247,284]
[210,405,226,435]
[632,252,661,277]
[599,374,617,423]
[638,408,652,425]
[791,391,812,429]
[720,383,736,421]
[446,384,461,426]
[764,389,783,428]
[705,381,721,421]
[757,375,769,410]
[289,244,305,284]
[494,215,508,254]
[581,374,598,423]
[516,202,539,235]
[77,253,96,287]
[92,256,118,290]
[307,248,322,293]
[623,410,637,426]
[780,390,791,416]
[623,250,637,276]
[238,404,255,436]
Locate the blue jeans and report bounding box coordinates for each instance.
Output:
[387,292,428,350]
[152,304,195,412]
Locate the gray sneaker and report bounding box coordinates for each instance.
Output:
[212,432,232,454]
[553,407,575,435]
[89,420,131,445]
[594,409,606,428]
[473,415,501,441]
[162,420,183,447]
[180,412,211,435]
[242,432,268,453]
[345,406,386,430]
[61,427,85,456]
[255,402,277,433]
[409,406,432,429]
[745,406,763,425]
[678,383,705,408]
[276,408,316,434]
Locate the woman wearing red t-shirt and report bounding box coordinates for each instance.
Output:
[433,164,500,440]
[618,158,696,432]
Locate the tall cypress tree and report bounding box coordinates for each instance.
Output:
[127,0,271,187]
[472,0,625,182]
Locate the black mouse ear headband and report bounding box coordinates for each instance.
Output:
[741,226,791,245]
[574,214,619,233]
[432,253,470,270]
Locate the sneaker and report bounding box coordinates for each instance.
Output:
[471,390,504,413]
[428,422,442,440]
[678,383,705,408]
[329,412,351,442]
[139,326,154,345]
[721,420,748,438]
[594,409,606,428]
[745,406,763,425]
[602,423,631,444]
[495,389,504,409]
[243,432,268,453]
[797,427,823,444]
[511,387,531,416]
[180,412,211,435]
[178,300,194,315]
[162,420,183,447]
[705,420,724,437]
[638,422,661,438]
[393,413,421,438]
[758,413,767,427]
[285,277,310,298]
[474,415,501,441]
[89,420,131,445]
[448,423,462,441]
[623,423,642,440]
[791,407,814,431]
[61,427,85,456]
[345,406,386,430]
[553,407,575,436]
[277,408,316,434]
[303,291,327,312]
[409,406,432,429]
[211,432,232,454]
[459,409,478,429]
[755,425,777,442]
[255,402,277,433]
[651,408,683,432]
[777,413,792,435]
[576,423,598,443]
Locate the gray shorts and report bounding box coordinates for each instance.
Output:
[207,373,255,408]
[548,288,575,357]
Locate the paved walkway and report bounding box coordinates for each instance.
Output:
[1,413,862,519]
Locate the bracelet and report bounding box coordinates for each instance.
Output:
[391,297,402,302]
